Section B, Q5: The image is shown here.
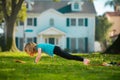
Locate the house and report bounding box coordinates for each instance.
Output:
[0,23,4,37]
[15,0,96,53]
[105,12,120,36]
[0,28,3,37]
[105,4,120,37]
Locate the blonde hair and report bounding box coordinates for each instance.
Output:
[24,42,37,56]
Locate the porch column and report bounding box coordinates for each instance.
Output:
[60,35,66,49]
[38,34,43,43]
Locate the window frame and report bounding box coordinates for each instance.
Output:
[49,18,54,26]
[19,21,24,26]
[67,18,88,27]
[70,18,76,26]
[74,2,79,9]
[27,18,33,26]
[78,18,84,26]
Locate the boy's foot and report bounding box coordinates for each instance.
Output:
[83,59,90,65]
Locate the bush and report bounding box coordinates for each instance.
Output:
[72,49,78,53]
[64,48,70,52]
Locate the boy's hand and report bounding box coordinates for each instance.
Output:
[34,59,38,64]
[34,60,37,64]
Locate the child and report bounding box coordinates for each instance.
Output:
[24,42,90,65]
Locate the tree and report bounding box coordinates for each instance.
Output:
[104,0,120,53]
[0,0,64,52]
[0,4,3,23]
[104,34,120,54]
[53,0,60,2]
[105,0,120,12]
[84,0,120,53]
[95,16,112,51]
[0,0,26,51]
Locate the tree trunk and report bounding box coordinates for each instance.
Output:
[104,34,120,54]
[3,19,19,52]
[11,24,20,52]
[1,0,24,52]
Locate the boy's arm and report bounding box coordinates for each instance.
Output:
[35,48,42,63]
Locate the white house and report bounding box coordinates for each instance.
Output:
[15,0,96,52]
[0,28,3,37]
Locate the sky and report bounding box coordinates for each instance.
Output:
[93,0,114,15]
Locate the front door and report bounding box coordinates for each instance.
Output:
[49,38,55,44]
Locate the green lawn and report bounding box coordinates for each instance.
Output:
[0,52,120,80]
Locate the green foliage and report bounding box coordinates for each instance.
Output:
[95,16,112,42]
[0,1,3,23]
[88,0,95,2]
[0,0,26,22]
[105,0,120,7]
[0,52,120,80]
[105,0,120,11]
[17,2,27,22]
[53,0,60,2]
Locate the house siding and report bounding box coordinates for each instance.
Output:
[105,12,120,36]
[15,0,96,53]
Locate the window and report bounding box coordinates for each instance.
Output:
[78,38,85,52]
[45,38,48,43]
[27,37,36,43]
[78,19,84,26]
[26,3,29,9]
[27,38,33,42]
[44,37,58,45]
[16,38,23,50]
[74,2,79,9]
[27,18,37,26]
[66,38,87,52]
[66,18,88,27]
[19,21,24,26]
[49,18,54,26]
[71,18,76,26]
[78,18,88,27]
[27,18,33,26]
[70,38,76,50]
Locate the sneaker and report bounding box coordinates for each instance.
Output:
[102,62,112,66]
[83,59,90,65]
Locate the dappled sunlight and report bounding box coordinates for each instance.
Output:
[0,68,15,72]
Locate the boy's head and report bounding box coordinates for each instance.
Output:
[24,42,37,56]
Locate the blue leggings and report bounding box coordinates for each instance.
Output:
[53,46,84,62]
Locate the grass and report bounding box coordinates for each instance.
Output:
[0,52,120,80]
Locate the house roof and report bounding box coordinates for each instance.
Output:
[39,27,65,35]
[106,12,120,16]
[58,1,96,14]
[28,0,96,14]
[27,0,68,13]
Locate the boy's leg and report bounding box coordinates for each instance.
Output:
[54,46,84,62]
